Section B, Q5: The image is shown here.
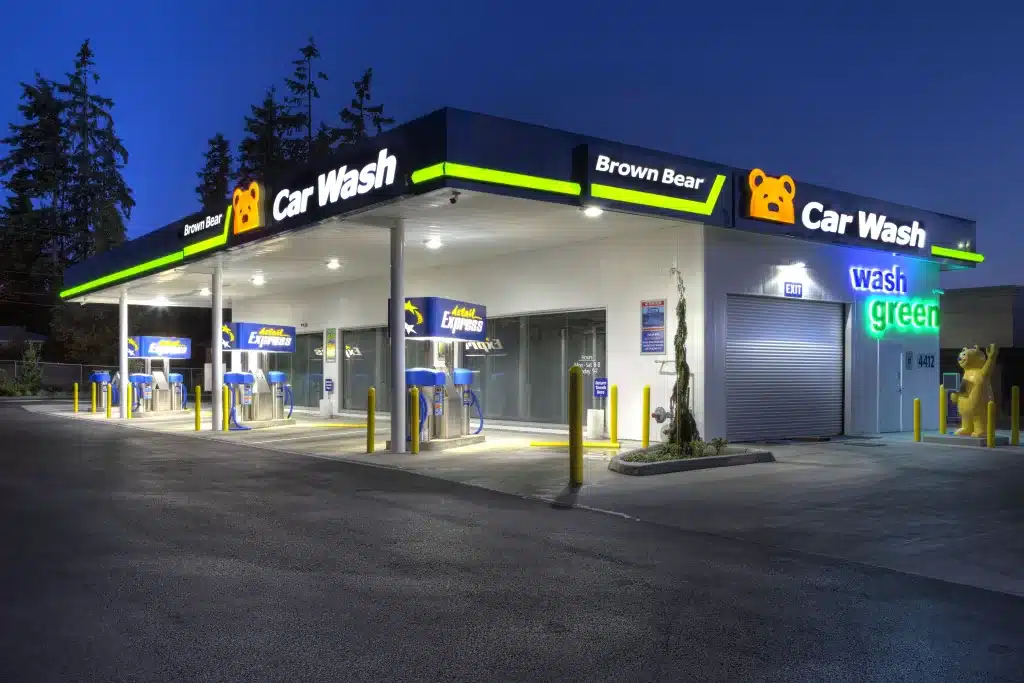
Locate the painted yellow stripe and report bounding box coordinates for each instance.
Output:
[590,174,727,216]
[931,245,984,263]
[184,205,232,257]
[529,441,622,449]
[60,251,184,299]
[411,161,581,196]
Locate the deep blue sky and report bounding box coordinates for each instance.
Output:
[1,2,1019,287]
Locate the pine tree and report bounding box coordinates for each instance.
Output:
[195,133,233,210]
[337,68,394,145]
[283,37,329,163]
[237,87,304,183]
[665,268,700,446]
[58,39,134,259]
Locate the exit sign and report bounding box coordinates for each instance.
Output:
[784,282,803,298]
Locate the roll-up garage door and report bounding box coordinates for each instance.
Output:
[726,295,844,441]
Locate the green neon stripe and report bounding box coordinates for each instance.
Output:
[931,245,984,263]
[590,174,727,216]
[411,161,581,196]
[60,251,184,299]
[183,205,232,257]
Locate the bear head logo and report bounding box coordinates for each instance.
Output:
[957,345,986,370]
[232,181,264,235]
[748,168,796,225]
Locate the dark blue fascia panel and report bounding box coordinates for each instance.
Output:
[63,218,185,291]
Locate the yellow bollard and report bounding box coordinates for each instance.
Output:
[1012,386,1020,447]
[987,400,996,448]
[609,384,618,443]
[73,383,79,413]
[913,397,921,442]
[126,384,133,419]
[194,386,201,431]
[568,366,583,486]
[367,387,376,453]
[91,382,97,414]
[222,385,230,432]
[410,387,420,455]
[105,384,111,419]
[938,385,947,435]
[642,385,651,448]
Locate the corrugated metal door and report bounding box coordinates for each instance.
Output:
[726,295,844,441]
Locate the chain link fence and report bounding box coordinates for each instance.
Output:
[0,361,207,394]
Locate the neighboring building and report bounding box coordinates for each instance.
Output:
[940,286,1024,425]
[0,326,46,351]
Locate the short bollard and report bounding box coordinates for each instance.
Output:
[987,400,996,448]
[609,384,618,443]
[91,382,97,414]
[913,398,921,442]
[568,366,583,486]
[222,385,230,432]
[367,387,376,454]
[641,385,651,448]
[1012,386,1020,447]
[105,384,112,419]
[73,382,79,413]
[410,387,420,455]
[938,385,947,435]
[194,386,201,431]
[126,384,133,420]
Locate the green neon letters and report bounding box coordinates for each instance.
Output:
[866,296,940,338]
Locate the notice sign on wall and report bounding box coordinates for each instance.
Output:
[641,299,666,354]
[325,328,337,363]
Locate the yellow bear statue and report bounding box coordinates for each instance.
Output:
[950,343,998,437]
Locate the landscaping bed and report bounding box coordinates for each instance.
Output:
[609,441,775,476]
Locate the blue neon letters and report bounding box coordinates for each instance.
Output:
[849,265,908,294]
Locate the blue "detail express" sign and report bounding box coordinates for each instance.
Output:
[388,297,488,343]
[222,323,296,353]
[127,336,192,359]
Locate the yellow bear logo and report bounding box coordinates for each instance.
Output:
[748,168,796,224]
[950,344,998,437]
[232,181,264,235]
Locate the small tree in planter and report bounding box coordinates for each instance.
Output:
[18,343,43,395]
[665,268,700,446]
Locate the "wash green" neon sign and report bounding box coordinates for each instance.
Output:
[866,297,940,338]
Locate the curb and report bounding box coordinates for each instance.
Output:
[609,447,775,476]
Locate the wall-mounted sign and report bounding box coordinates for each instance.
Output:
[220,324,235,350]
[576,144,731,224]
[573,355,601,376]
[127,336,192,359]
[273,149,397,224]
[324,378,334,393]
[325,328,337,363]
[641,299,666,354]
[388,296,488,343]
[594,377,608,398]
[224,322,297,353]
[865,297,940,338]
[232,181,265,236]
[850,266,908,294]
[180,211,224,240]
[783,282,803,298]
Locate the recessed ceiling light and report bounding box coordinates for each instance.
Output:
[326,258,341,270]
[250,274,265,286]
[582,206,603,218]
[151,295,169,306]
[424,236,443,250]
[199,287,211,296]
[791,262,806,269]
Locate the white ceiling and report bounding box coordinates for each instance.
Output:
[76,188,684,308]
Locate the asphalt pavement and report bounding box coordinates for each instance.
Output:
[2,404,1023,682]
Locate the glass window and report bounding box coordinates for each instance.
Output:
[462,317,521,420]
[270,332,323,408]
[342,328,381,411]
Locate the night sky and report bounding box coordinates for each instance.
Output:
[2,2,1019,287]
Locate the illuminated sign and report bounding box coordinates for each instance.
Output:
[127,337,140,357]
[180,212,223,239]
[595,154,708,190]
[747,169,928,249]
[849,266,908,294]
[865,297,939,338]
[224,322,296,353]
[232,181,265,235]
[388,297,488,343]
[127,336,191,359]
[273,148,397,222]
[220,324,235,350]
[783,282,803,298]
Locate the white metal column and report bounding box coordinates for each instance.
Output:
[212,262,224,431]
[389,219,406,452]
[118,288,128,419]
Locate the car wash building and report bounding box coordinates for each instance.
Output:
[60,107,982,447]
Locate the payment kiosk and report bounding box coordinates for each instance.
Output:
[221,323,296,429]
[126,336,192,416]
[390,297,487,451]
[89,371,111,410]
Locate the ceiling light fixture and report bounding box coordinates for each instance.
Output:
[326,258,341,270]
[424,236,443,250]
[250,274,265,286]
[582,206,603,218]
[199,287,211,296]
[151,295,169,306]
